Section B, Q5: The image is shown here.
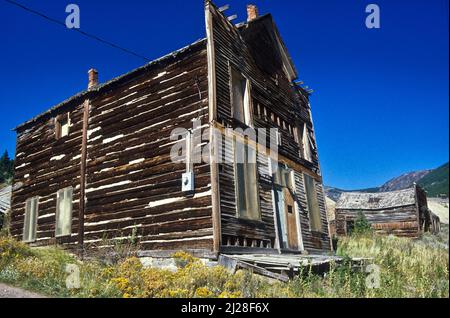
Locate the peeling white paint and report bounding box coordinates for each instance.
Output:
[154,71,168,79]
[129,158,145,165]
[85,217,133,227]
[50,154,66,161]
[86,180,132,193]
[103,134,124,144]
[148,197,183,208]
[140,235,213,244]
[147,190,211,208]
[87,126,101,138]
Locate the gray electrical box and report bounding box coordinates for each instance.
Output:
[182,172,195,192]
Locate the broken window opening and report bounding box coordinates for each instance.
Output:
[295,123,313,162]
[231,68,253,127]
[55,113,70,139]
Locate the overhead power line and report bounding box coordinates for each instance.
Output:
[4,0,151,62]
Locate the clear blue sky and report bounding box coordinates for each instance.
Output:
[0,0,448,189]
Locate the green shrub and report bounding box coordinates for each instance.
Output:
[352,211,373,236]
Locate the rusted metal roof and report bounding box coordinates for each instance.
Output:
[336,188,417,210]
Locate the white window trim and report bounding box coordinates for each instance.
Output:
[55,187,74,238]
[23,197,39,243]
[55,113,71,139]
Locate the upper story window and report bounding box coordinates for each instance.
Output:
[294,123,313,162]
[55,113,70,139]
[231,68,253,127]
[23,197,39,243]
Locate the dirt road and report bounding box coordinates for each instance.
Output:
[0,283,46,298]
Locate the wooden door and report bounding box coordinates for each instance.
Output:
[275,185,299,250]
[275,187,288,249]
[284,188,299,250]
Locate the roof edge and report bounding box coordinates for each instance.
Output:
[13,38,207,132]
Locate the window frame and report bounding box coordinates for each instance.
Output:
[294,123,313,162]
[233,136,261,221]
[55,186,74,238]
[303,173,323,232]
[55,113,70,140]
[23,197,39,243]
[230,67,254,127]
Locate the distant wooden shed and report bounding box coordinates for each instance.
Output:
[0,185,12,215]
[335,185,440,238]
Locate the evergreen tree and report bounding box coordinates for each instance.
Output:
[0,150,14,184]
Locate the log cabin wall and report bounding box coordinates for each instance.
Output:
[335,205,421,238]
[11,102,84,248]
[85,41,212,252]
[207,3,330,252]
[11,40,214,253]
[334,186,435,238]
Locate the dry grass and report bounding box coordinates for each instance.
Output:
[0,233,448,298]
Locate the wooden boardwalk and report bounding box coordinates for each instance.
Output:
[219,253,370,282]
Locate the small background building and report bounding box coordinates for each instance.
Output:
[335,185,440,238]
[0,185,12,229]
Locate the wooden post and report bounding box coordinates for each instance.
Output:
[78,99,90,257]
[205,1,221,254]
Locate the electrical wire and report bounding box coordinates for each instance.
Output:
[3,0,151,62]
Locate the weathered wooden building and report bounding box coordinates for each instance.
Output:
[335,185,440,238]
[10,2,331,258]
[0,185,12,230]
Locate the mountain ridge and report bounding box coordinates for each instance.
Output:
[326,162,449,201]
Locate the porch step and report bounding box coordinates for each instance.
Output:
[219,253,370,282]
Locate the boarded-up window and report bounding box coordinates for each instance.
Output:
[304,174,322,232]
[23,197,39,242]
[231,68,252,126]
[234,138,260,220]
[56,187,73,237]
[55,114,70,139]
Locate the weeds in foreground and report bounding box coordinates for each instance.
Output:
[0,233,448,298]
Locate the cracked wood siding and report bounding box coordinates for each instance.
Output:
[84,43,213,251]
[335,205,421,238]
[11,41,213,252]
[11,103,84,247]
[335,187,430,238]
[208,3,330,251]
